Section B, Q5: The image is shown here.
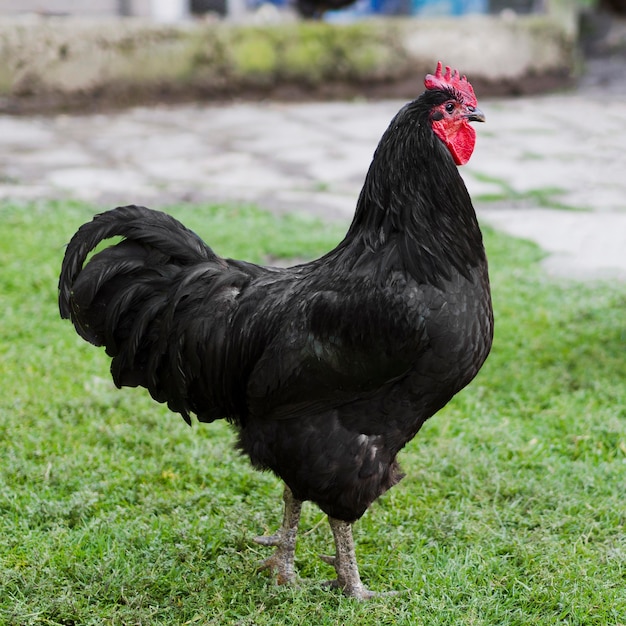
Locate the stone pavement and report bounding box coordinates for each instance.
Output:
[1,90,625,281]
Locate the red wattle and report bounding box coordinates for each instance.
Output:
[448,123,476,165]
[432,120,476,166]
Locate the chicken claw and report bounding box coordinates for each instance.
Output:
[254,486,302,585]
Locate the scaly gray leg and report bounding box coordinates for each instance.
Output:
[321,517,397,600]
[254,485,302,585]
[320,517,374,599]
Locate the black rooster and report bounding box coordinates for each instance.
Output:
[59,63,493,599]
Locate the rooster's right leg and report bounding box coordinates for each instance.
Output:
[254,485,302,584]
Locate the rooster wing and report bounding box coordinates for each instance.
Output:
[59,205,429,428]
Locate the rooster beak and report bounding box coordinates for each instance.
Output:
[465,106,485,123]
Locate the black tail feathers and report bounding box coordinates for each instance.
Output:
[59,205,220,322]
[59,205,265,425]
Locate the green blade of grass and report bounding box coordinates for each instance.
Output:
[1,200,625,625]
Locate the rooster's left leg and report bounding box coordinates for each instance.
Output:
[321,517,373,599]
[254,485,302,584]
[321,517,390,600]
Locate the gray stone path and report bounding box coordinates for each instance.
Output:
[1,92,625,280]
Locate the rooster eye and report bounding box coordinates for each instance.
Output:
[445,102,455,113]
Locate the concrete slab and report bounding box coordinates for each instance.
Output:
[479,208,626,281]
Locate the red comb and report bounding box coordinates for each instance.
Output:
[424,61,477,106]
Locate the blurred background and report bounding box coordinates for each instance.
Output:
[0,0,624,278]
[0,0,621,111]
[0,0,557,21]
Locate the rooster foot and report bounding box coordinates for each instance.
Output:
[324,577,380,600]
[254,533,282,548]
[322,517,398,600]
[256,542,297,585]
[253,485,302,586]
[318,554,336,566]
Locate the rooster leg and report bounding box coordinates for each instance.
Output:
[254,485,302,585]
[323,517,379,600]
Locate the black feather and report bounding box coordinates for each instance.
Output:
[58,87,493,522]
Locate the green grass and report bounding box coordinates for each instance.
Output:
[1,200,625,625]
[471,172,590,212]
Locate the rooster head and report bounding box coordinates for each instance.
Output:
[425,61,485,166]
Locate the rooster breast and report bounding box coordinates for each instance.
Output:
[236,262,492,523]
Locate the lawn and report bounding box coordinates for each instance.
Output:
[0,200,624,625]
